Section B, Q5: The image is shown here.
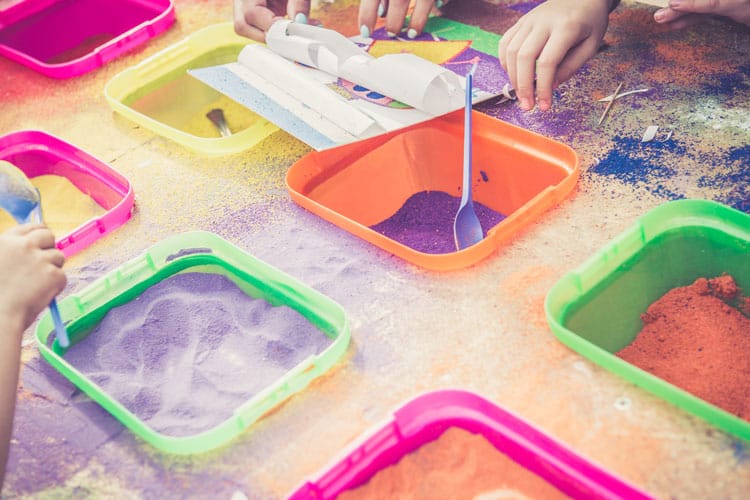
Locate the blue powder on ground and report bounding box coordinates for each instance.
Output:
[63,272,332,437]
[370,191,505,254]
[701,145,750,213]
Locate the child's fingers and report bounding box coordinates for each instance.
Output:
[246,5,280,31]
[512,28,547,110]
[5,223,46,236]
[497,22,520,70]
[27,226,56,250]
[536,36,578,111]
[668,0,735,14]
[385,0,410,36]
[287,0,311,23]
[241,5,282,41]
[653,7,686,23]
[406,0,435,38]
[552,36,601,94]
[534,29,590,110]
[663,12,706,29]
[41,264,67,299]
[358,0,379,36]
[379,0,389,18]
[498,23,533,108]
[43,248,66,269]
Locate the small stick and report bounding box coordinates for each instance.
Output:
[597,82,623,127]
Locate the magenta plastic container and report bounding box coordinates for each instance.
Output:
[288,390,653,500]
[0,130,134,256]
[0,0,175,78]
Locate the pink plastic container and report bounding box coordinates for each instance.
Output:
[0,130,134,256]
[0,0,175,78]
[288,390,653,500]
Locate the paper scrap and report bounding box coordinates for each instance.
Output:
[641,126,673,142]
[642,125,659,142]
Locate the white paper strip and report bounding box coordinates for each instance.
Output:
[238,44,384,138]
[225,62,357,144]
[265,20,465,116]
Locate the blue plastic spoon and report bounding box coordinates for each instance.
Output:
[453,64,483,251]
[0,160,70,348]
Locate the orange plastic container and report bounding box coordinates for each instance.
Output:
[286,110,579,271]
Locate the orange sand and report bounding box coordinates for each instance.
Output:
[338,427,569,499]
[617,275,750,421]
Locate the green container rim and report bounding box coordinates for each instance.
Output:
[545,199,750,441]
[35,231,350,454]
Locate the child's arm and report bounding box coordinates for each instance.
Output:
[498,0,617,111]
[0,224,66,490]
[654,0,750,28]
[233,0,311,41]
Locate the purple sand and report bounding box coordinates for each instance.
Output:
[63,272,332,437]
[370,191,506,254]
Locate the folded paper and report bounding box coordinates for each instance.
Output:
[188,19,510,150]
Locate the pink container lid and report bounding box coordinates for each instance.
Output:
[0,130,135,256]
[288,390,654,500]
[0,0,175,78]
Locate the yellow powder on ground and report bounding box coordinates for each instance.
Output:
[0,174,105,237]
[182,95,260,138]
[367,40,471,65]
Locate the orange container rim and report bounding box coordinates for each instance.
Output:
[286,110,579,271]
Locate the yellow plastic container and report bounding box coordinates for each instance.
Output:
[104,22,277,156]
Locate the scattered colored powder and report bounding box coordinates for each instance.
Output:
[182,95,260,138]
[338,427,569,499]
[63,272,332,437]
[617,275,750,421]
[0,174,104,236]
[367,40,471,65]
[370,191,505,254]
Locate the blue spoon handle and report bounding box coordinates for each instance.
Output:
[29,201,70,348]
[48,298,69,348]
[461,64,477,206]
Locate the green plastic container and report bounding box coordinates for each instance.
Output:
[546,200,750,440]
[35,231,350,454]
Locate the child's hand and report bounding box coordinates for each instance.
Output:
[0,225,66,335]
[233,0,311,41]
[498,0,611,111]
[358,0,443,39]
[654,0,750,29]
